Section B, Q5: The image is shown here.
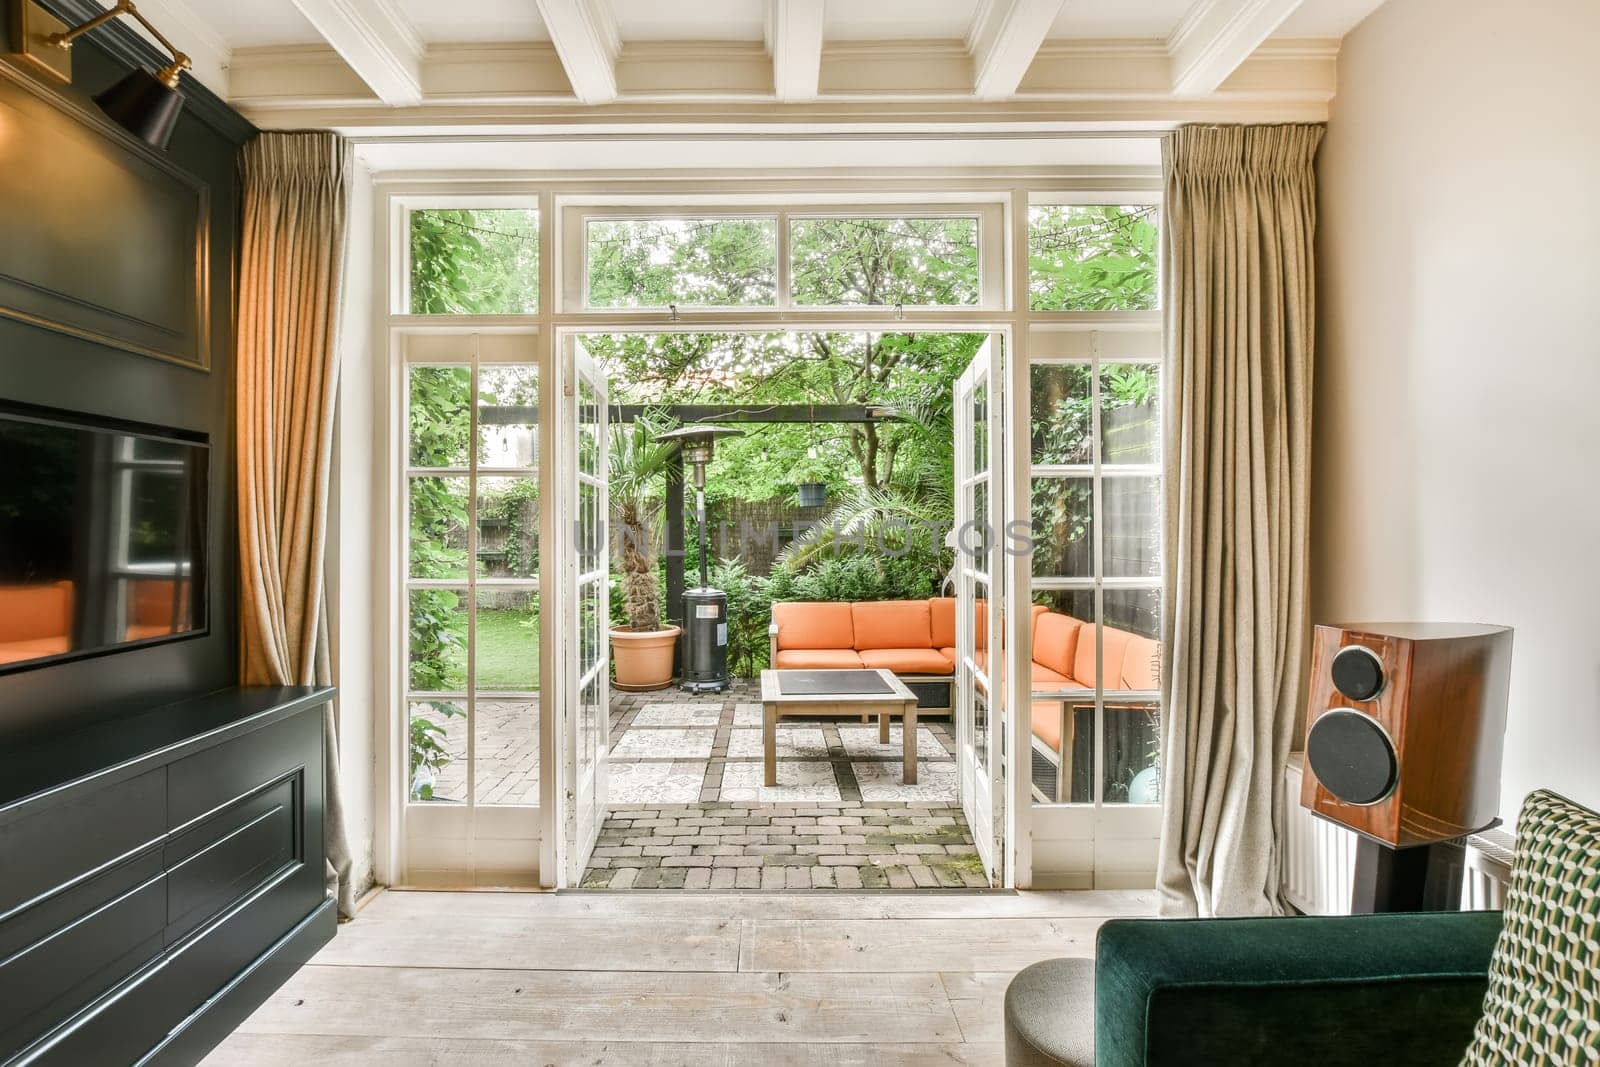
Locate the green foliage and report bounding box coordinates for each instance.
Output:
[1028,205,1158,312]
[769,556,935,604]
[410,208,539,315]
[610,411,679,632]
[587,218,776,307]
[790,217,978,306]
[708,558,773,679]
[409,701,463,800]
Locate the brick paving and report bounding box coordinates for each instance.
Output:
[582,681,982,890]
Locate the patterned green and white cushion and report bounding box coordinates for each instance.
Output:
[1462,789,1600,1065]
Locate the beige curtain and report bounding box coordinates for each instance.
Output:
[1156,124,1323,918]
[237,130,355,918]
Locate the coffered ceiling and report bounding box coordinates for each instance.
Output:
[120,0,1387,134]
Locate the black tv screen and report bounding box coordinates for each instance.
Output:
[0,402,208,674]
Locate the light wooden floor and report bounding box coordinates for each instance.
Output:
[206,888,1155,1065]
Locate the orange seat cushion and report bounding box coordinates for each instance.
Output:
[929,597,955,648]
[1075,624,1135,690]
[851,601,933,651]
[0,581,73,644]
[1032,612,1083,681]
[1031,699,1065,752]
[774,648,864,670]
[0,637,72,663]
[1121,634,1161,690]
[858,648,953,675]
[1031,664,1073,687]
[771,602,855,651]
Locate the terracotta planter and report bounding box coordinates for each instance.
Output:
[610,625,681,691]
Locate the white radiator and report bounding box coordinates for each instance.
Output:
[1280,754,1513,914]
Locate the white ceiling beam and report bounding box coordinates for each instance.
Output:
[1168,0,1308,97]
[534,0,620,104]
[287,0,424,106]
[967,0,1068,100]
[767,0,825,102]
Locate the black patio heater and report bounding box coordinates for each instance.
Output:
[658,424,742,693]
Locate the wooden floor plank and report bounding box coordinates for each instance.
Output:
[205,889,1152,1064]
[207,1034,1006,1066]
[941,972,1017,1045]
[359,888,1157,923]
[315,913,741,971]
[739,917,1104,973]
[234,965,964,1044]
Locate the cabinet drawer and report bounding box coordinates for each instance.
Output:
[0,873,166,1055]
[167,708,320,830]
[0,768,165,920]
[30,866,319,1067]
[165,778,298,943]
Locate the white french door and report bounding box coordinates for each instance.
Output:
[954,336,1006,885]
[557,337,610,885]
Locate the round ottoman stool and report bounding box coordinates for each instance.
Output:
[1003,957,1096,1066]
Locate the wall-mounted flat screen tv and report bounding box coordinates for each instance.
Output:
[0,401,208,674]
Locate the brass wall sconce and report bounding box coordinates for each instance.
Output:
[7,0,192,150]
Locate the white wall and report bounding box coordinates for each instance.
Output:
[329,160,379,894]
[1314,0,1600,825]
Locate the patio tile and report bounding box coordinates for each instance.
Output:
[851,761,959,802]
[608,761,707,804]
[732,703,764,727]
[726,727,829,759]
[836,725,948,759]
[611,727,716,759]
[719,760,842,803]
[633,704,724,728]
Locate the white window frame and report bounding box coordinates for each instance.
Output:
[373,173,1164,892]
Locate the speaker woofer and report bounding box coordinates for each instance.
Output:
[1330,644,1386,702]
[1307,708,1398,806]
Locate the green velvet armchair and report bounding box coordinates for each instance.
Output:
[1005,909,1504,1066]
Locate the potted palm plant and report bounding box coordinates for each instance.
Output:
[609,413,681,690]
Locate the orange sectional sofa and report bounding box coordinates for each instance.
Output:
[768,598,1161,753]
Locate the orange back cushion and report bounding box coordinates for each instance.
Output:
[1074,624,1134,690]
[0,581,73,643]
[929,597,956,648]
[1031,612,1083,679]
[1121,635,1162,691]
[851,600,933,651]
[772,602,855,650]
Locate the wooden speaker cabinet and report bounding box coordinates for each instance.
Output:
[1301,622,1513,849]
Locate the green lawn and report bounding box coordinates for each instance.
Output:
[476,607,540,690]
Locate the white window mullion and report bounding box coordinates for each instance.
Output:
[1090,330,1106,811]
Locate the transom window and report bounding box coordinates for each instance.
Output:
[559,203,1001,313]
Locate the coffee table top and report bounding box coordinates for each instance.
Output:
[760,668,916,705]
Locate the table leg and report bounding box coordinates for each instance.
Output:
[764,703,778,787]
[878,712,890,745]
[903,701,918,785]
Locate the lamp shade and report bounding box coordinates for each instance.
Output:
[93,68,183,150]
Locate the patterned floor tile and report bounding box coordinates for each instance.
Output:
[633,704,724,728]
[852,760,960,802]
[607,760,707,804]
[732,703,764,727]
[610,727,716,759]
[719,760,842,803]
[726,727,829,758]
[836,724,949,760]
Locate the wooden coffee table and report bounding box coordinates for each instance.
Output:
[760,668,920,786]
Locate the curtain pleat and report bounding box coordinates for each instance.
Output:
[236,130,355,918]
[1156,123,1323,917]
